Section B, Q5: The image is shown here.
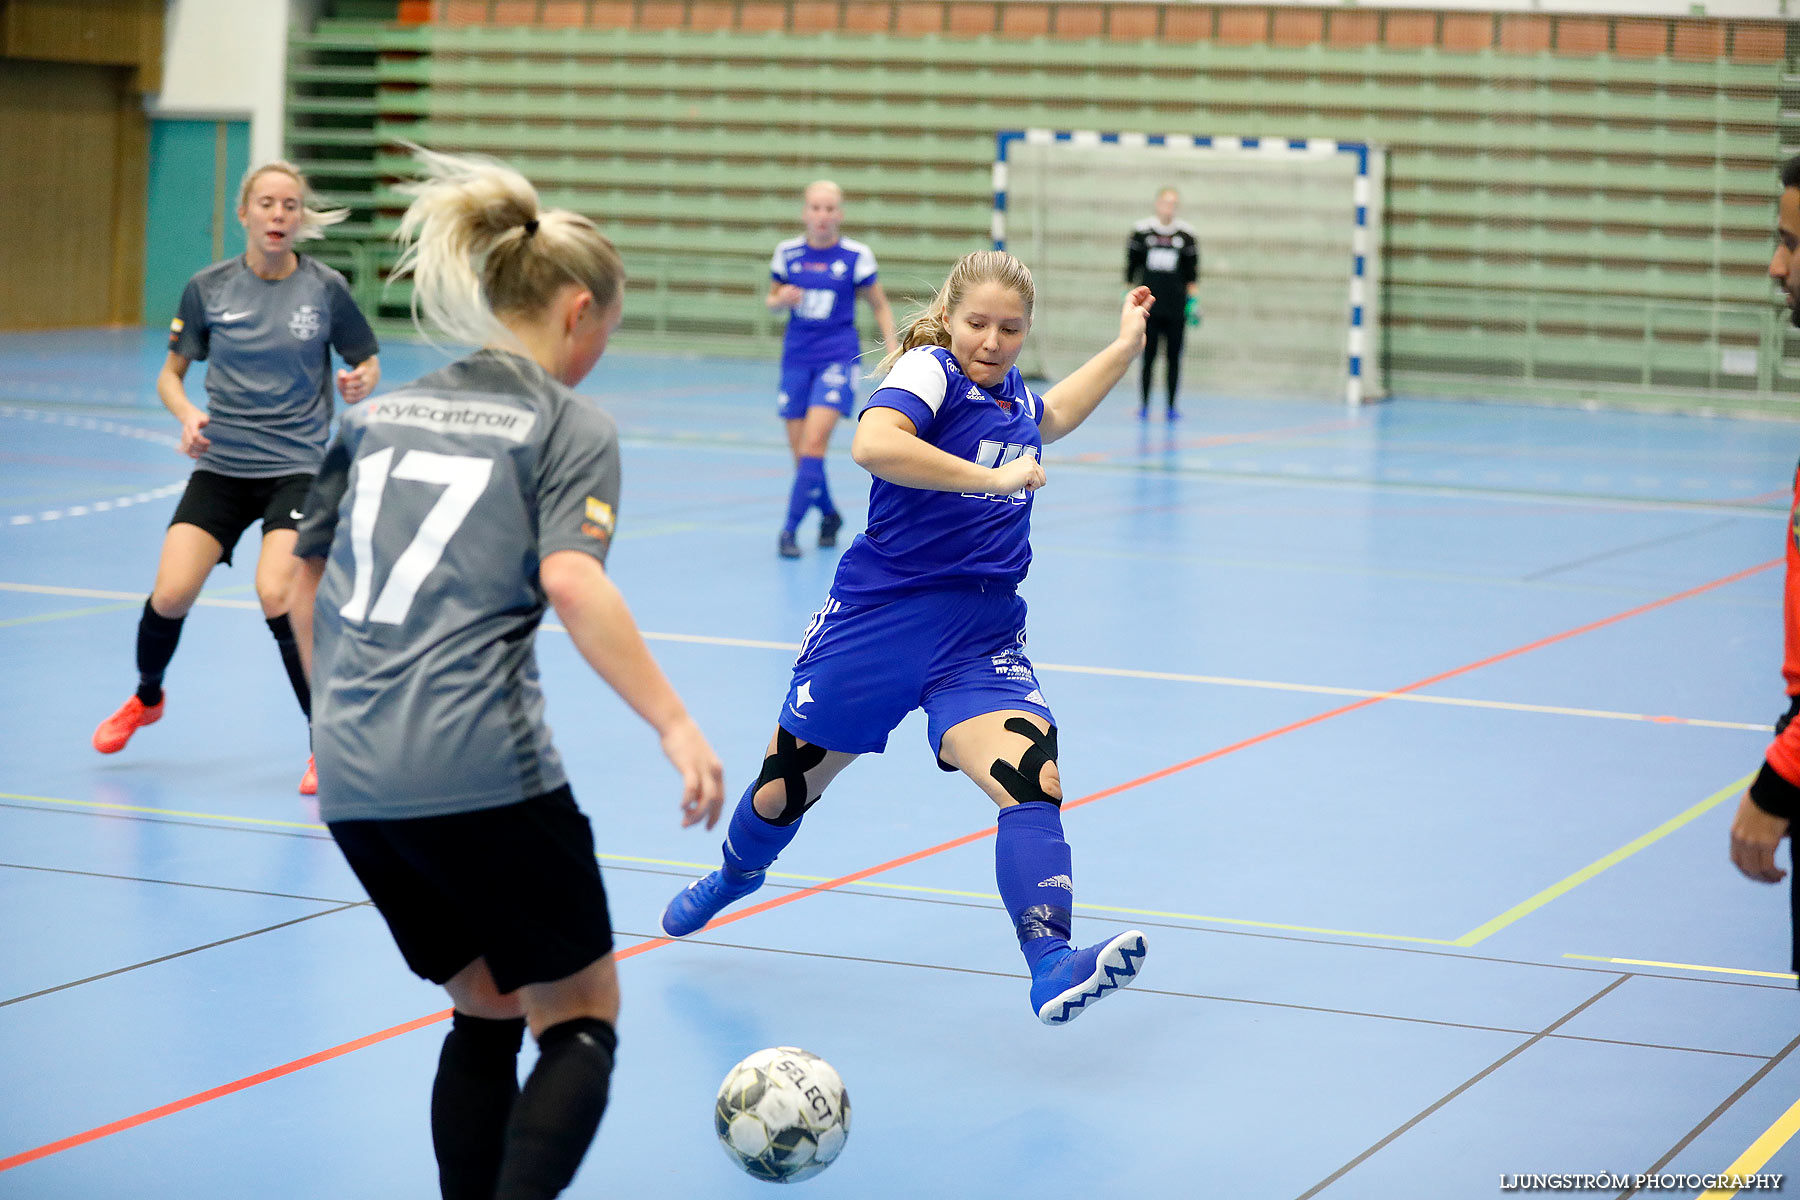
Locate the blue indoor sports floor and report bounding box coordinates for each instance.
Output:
[2,326,1799,1198]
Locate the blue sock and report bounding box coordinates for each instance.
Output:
[721,781,801,875]
[784,457,824,535]
[994,802,1073,975]
[814,458,838,519]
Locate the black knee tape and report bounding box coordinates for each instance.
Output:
[755,728,828,826]
[990,718,1060,808]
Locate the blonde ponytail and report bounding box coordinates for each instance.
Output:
[390,144,623,349]
[873,250,1035,377]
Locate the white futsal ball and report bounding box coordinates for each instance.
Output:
[714,1046,851,1183]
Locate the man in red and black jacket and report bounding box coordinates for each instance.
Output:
[1729,154,1800,982]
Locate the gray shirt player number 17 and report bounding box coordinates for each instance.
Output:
[294,350,623,824]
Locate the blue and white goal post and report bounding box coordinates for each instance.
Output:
[993,129,1385,407]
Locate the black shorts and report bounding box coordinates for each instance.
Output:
[169,469,314,566]
[328,786,615,994]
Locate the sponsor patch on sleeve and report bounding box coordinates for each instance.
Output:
[583,496,615,539]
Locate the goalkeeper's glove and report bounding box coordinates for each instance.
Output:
[1185,295,1201,327]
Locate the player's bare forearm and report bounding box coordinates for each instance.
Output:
[289,555,325,680]
[541,549,694,736]
[861,282,897,348]
[1040,286,1153,442]
[852,410,1002,493]
[1039,343,1136,443]
[156,354,198,422]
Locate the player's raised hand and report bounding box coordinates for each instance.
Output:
[770,283,805,310]
[992,453,1046,496]
[663,715,726,829]
[1118,285,1154,354]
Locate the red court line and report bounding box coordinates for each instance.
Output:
[0,556,1777,1173]
[0,939,665,1174]
[1727,487,1791,507]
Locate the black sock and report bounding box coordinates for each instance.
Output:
[493,1017,617,1200]
[432,1013,527,1200]
[265,613,311,718]
[135,600,185,706]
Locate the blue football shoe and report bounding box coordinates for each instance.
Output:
[660,867,767,938]
[1029,930,1148,1025]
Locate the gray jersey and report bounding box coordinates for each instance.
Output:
[170,255,379,478]
[294,350,621,822]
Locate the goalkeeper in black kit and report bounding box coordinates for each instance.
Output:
[1125,186,1200,419]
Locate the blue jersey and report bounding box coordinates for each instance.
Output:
[771,236,877,368]
[831,347,1044,603]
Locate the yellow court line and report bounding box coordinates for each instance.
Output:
[0,601,143,628]
[1562,954,1798,982]
[0,791,328,832]
[0,582,258,610]
[1698,1095,1800,1199]
[1452,773,1757,947]
[0,583,1770,732]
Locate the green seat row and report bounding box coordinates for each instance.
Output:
[341,148,1777,238]
[374,23,1780,92]
[385,54,1777,127]
[1384,222,1768,264]
[1391,151,1779,197]
[1386,255,1773,301]
[361,90,1779,161]
[339,119,994,167]
[1392,188,1773,232]
[301,125,1783,207]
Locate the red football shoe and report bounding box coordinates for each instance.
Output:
[93,695,164,754]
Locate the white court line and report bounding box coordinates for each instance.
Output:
[1,406,186,525]
[0,582,1769,733]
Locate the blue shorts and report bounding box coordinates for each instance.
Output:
[777,360,855,421]
[777,585,1055,766]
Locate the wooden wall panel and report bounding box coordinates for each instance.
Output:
[3,0,163,91]
[0,60,144,329]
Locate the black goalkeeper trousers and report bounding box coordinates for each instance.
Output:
[1140,309,1186,410]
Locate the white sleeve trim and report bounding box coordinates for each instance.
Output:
[846,238,878,284]
[876,348,950,415]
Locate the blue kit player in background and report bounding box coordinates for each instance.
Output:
[767,180,895,558]
[92,160,379,796]
[666,250,1157,1026]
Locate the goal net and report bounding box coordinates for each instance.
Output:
[995,130,1384,405]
